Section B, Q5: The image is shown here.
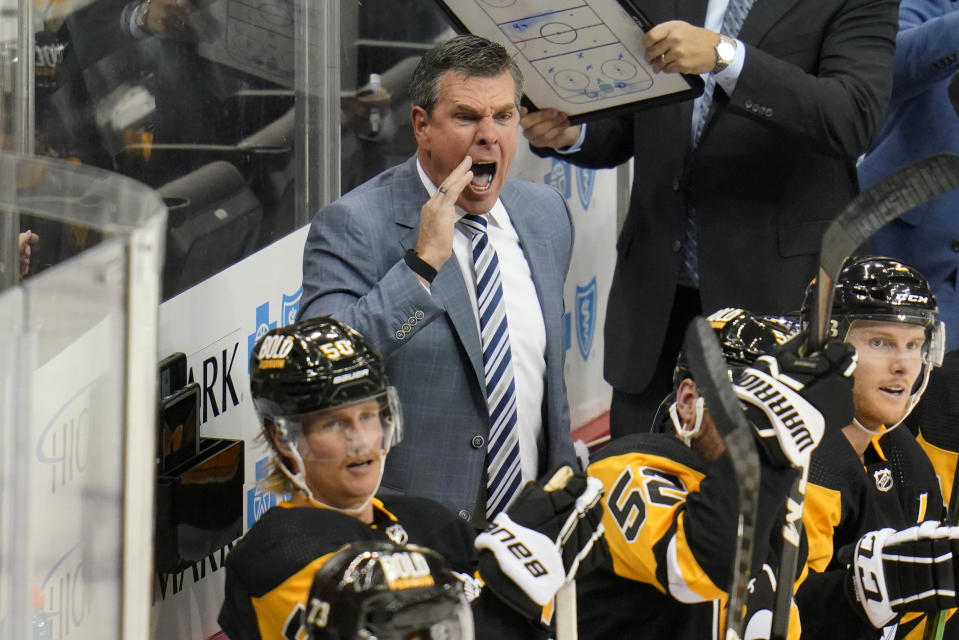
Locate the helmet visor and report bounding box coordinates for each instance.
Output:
[361,591,473,640]
[844,317,944,366]
[274,388,403,463]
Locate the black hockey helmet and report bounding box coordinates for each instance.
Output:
[251,317,387,419]
[304,541,473,640]
[656,308,796,438]
[672,308,796,388]
[800,256,944,366]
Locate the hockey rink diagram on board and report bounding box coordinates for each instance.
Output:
[438,0,698,119]
[481,0,653,103]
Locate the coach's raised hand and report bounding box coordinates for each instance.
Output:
[411,155,474,281]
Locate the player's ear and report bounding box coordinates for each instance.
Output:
[674,378,701,425]
[265,420,295,457]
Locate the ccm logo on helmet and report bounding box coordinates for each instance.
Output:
[893,292,929,305]
[258,335,295,369]
[380,551,436,590]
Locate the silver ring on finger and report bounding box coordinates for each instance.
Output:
[438,186,448,194]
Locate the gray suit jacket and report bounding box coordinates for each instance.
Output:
[299,156,576,525]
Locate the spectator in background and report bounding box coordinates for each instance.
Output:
[858,0,959,349]
[521,0,900,440]
[298,35,576,528]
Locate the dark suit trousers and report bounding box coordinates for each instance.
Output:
[609,286,701,439]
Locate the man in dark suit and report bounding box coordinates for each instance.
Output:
[521,0,900,439]
[298,35,576,527]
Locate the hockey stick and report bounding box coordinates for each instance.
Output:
[683,317,761,640]
[768,152,959,640]
[547,466,604,640]
[555,582,577,640]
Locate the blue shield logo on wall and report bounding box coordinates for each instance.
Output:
[247,301,276,363]
[281,286,303,327]
[575,278,597,361]
[544,159,572,199]
[576,167,595,211]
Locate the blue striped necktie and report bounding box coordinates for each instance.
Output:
[458,213,523,518]
[684,0,756,284]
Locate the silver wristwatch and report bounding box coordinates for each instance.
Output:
[712,34,737,74]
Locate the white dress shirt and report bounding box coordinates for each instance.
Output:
[416,160,547,502]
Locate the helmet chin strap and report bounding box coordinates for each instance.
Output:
[669,397,705,447]
[277,445,385,516]
[850,364,932,436]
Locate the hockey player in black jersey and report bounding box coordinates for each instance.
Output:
[218,317,605,640]
[577,308,858,640]
[794,256,959,640]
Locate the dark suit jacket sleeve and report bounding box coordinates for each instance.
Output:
[542,116,636,170]
[719,0,899,158]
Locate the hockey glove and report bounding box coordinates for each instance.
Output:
[733,339,857,470]
[475,465,607,620]
[850,521,959,629]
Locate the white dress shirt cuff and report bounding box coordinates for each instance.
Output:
[555,124,587,154]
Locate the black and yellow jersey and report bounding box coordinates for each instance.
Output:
[798,426,945,640]
[578,433,799,640]
[909,350,959,509]
[907,350,959,640]
[218,494,537,640]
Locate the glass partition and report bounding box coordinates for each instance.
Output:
[0,152,164,640]
[338,0,456,193]
[0,0,335,302]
